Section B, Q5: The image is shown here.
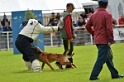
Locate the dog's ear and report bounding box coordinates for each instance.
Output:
[36,47,40,51]
[32,46,43,54]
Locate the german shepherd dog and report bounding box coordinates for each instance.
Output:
[35,47,77,70]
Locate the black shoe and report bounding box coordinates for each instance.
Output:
[65,65,72,68]
[112,75,124,79]
[89,77,100,80]
[55,62,63,69]
[119,75,124,78]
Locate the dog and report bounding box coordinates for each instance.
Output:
[35,47,77,70]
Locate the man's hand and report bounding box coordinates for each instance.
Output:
[108,42,112,46]
[108,39,112,46]
[70,38,73,42]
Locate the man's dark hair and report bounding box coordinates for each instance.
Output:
[98,1,108,8]
[66,3,74,8]
[22,21,28,27]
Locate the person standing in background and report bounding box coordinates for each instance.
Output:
[56,13,61,20]
[118,14,124,25]
[56,3,75,69]
[80,11,87,20]
[1,14,10,27]
[3,22,12,31]
[47,12,56,26]
[85,0,124,80]
[0,22,3,32]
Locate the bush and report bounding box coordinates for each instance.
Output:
[24,9,37,20]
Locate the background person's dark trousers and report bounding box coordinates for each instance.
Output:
[63,39,73,68]
[90,44,119,80]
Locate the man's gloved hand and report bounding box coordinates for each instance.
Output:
[108,39,112,46]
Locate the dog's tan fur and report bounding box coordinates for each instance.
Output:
[36,47,77,70]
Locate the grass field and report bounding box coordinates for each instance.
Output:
[0,43,124,82]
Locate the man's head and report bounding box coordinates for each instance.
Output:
[51,12,55,16]
[66,3,75,13]
[98,0,108,8]
[81,11,85,15]
[3,14,7,19]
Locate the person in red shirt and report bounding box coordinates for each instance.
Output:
[85,0,124,80]
[56,3,75,69]
[118,14,124,25]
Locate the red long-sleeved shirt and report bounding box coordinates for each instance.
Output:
[64,15,73,40]
[85,8,114,44]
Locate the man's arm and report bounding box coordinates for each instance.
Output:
[64,15,73,40]
[39,25,59,33]
[106,14,114,44]
[85,17,94,36]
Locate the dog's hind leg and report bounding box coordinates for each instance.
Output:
[71,63,77,68]
[41,62,45,70]
[59,59,76,68]
[60,62,77,68]
[59,60,72,67]
[58,58,72,66]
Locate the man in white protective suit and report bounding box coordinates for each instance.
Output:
[15,19,59,72]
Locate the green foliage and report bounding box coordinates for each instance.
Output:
[0,43,124,82]
[24,9,37,20]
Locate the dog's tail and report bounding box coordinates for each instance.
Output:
[72,53,75,56]
[66,53,75,58]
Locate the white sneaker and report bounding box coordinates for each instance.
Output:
[32,59,41,72]
[25,61,32,70]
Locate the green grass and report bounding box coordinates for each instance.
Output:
[0,43,124,82]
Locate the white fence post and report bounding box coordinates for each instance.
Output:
[6,32,10,50]
[0,31,12,50]
[90,34,93,44]
[50,33,53,47]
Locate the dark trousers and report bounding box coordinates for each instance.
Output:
[15,35,37,62]
[63,39,73,56]
[63,39,74,68]
[90,44,119,78]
